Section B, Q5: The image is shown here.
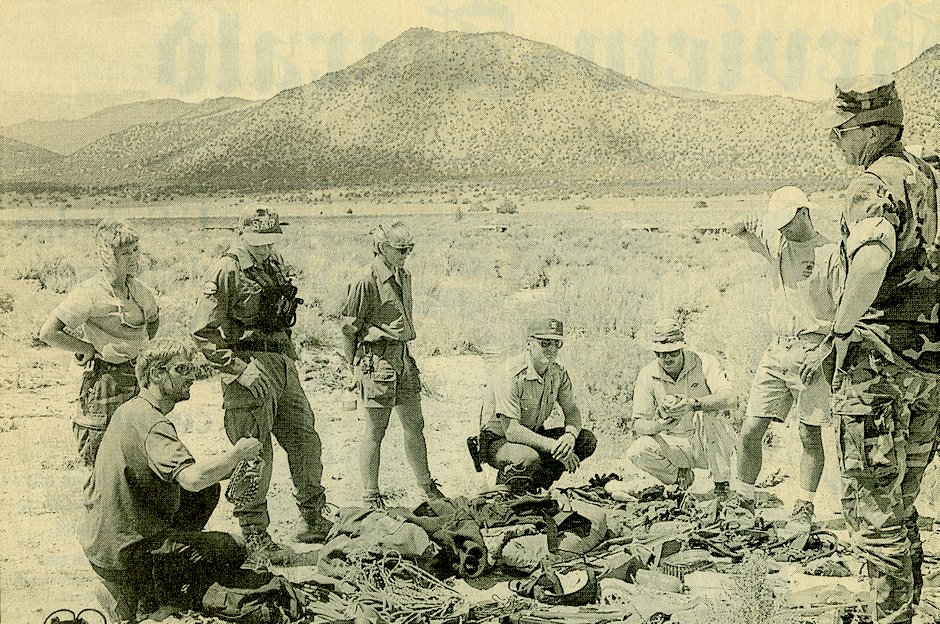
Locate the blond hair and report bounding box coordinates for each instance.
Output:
[135,337,192,386]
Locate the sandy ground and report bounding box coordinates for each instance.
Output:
[0,340,861,623]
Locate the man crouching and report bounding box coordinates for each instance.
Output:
[81,337,262,622]
[479,318,597,493]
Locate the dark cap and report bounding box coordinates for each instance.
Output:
[649,320,687,352]
[816,74,903,129]
[528,318,564,340]
[239,205,284,246]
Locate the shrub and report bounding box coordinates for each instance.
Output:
[496,198,518,214]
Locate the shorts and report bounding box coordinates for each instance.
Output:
[358,340,422,409]
[746,335,832,426]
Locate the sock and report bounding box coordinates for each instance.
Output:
[734,479,755,499]
[799,488,817,504]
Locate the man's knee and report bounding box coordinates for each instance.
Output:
[575,430,597,459]
[396,401,425,433]
[740,416,769,445]
[626,436,656,463]
[799,423,824,452]
[498,443,541,470]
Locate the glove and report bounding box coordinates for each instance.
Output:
[225,457,265,505]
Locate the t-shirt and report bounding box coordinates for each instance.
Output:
[80,389,195,570]
[632,350,732,435]
[757,228,841,338]
[483,352,576,436]
[53,273,159,364]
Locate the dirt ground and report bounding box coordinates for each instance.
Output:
[0,339,866,623]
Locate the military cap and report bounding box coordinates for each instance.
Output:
[239,205,284,246]
[816,74,903,129]
[528,318,564,340]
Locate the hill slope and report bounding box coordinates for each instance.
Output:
[7,30,940,193]
[0,137,63,176]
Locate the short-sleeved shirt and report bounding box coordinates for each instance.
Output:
[755,228,841,337]
[483,352,576,436]
[632,350,732,435]
[52,273,159,364]
[840,144,940,373]
[80,389,195,570]
[339,257,417,349]
[192,243,298,376]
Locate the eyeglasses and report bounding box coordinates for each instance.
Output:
[535,338,563,349]
[390,243,414,254]
[164,362,197,377]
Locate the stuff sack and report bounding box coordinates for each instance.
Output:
[202,572,303,624]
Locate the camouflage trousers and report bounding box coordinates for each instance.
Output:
[834,346,940,624]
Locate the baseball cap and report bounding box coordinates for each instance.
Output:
[764,186,817,232]
[649,320,686,352]
[239,205,284,246]
[528,318,564,340]
[816,74,903,129]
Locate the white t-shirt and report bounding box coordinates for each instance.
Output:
[758,228,842,337]
[53,273,159,363]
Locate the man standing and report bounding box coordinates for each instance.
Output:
[729,187,841,527]
[479,318,596,494]
[192,205,331,567]
[39,219,159,468]
[340,221,443,509]
[812,74,940,624]
[627,321,736,496]
[82,338,262,622]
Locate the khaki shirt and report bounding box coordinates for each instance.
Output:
[632,350,731,435]
[339,257,417,348]
[483,352,577,436]
[192,243,297,376]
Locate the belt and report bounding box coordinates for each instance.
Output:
[236,337,291,355]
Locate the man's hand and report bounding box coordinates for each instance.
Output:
[551,432,577,460]
[561,451,580,473]
[833,335,852,374]
[799,339,834,386]
[234,437,262,460]
[661,395,693,420]
[237,359,272,398]
[74,345,97,365]
[365,317,406,341]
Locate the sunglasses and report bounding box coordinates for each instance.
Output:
[390,243,414,254]
[535,338,563,349]
[655,350,683,358]
[164,362,197,377]
[829,122,893,142]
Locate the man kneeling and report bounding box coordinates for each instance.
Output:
[479,318,597,493]
[81,337,262,622]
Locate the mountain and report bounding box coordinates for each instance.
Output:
[4,30,939,193]
[0,98,240,155]
[0,136,63,176]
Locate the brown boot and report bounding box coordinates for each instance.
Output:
[295,514,333,544]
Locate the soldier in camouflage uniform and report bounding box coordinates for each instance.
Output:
[192,205,332,568]
[809,75,940,624]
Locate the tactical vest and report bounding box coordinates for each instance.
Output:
[223,253,303,334]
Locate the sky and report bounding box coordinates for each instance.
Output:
[1,0,938,125]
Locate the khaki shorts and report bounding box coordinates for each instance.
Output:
[358,340,422,409]
[746,336,832,427]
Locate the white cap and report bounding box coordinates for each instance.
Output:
[764,187,817,231]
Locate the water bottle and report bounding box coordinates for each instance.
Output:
[342,388,358,411]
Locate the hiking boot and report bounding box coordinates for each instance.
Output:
[497,466,534,496]
[295,514,333,543]
[722,491,756,516]
[420,479,446,501]
[243,531,293,570]
[786,499,814,532]
[713,481,731,502]
[363,492,387,510]
[675,467,694,492]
